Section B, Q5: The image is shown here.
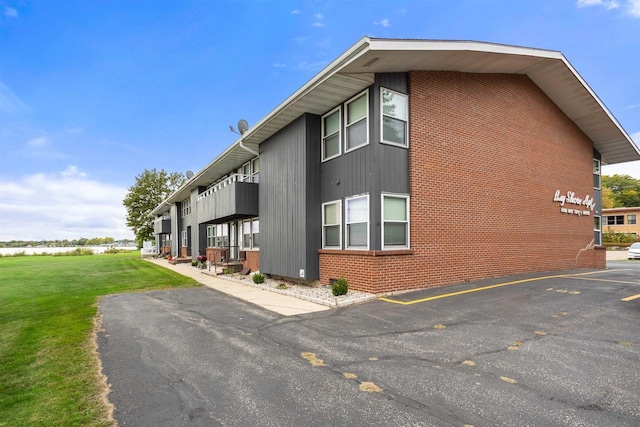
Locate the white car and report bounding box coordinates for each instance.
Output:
[628,242,640,260]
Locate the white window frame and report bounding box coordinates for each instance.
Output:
[594,215,602,246]
[627,214,637,225]
[181,230,188,248]
[345,194,369,249]
[381,193,410,250]
[344,90,369,153]
[181,198,191,217]
[206,225,216,248]
[593,159,601,190]
[322,200,342,249]
[242,218,260,249]
[380,87,409,148]
[322,106,342,162]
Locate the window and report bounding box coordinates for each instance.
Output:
[322,107,341,161]
[593,159,601,189]
[215,224,229,247]
[206,225,216,248]
[605,215,624,225]
[628,214,637,225]
[594,216,601,246]
[243,218,260,249]
[181,230,188,247]
[382,194,409,249]
[322,200,342,248]
[381,88,408,147]
[345,195,369,249]
[345,91,368,152]
[251,158,259,183]
[181,198,191,217]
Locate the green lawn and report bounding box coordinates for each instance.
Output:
[0,252,200,426]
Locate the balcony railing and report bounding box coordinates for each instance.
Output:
[198,173,258,201]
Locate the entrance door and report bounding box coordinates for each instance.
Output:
[187,226,192,257]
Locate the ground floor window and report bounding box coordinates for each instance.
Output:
[382,194,409,249]
[605,215,624,225]
[628,214,637,225]
[345,195,369,249]
[322,200,342,249]
[215,224,229,248]
[242,218,260,249]
[594,216,602,246]
[181,230,188,247]
[206,225,215,247]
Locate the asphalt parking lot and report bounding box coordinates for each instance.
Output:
[97,262,640,426]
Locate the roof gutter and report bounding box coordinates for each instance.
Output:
[239,137,259,156]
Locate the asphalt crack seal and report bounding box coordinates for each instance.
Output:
[301,352,325,366]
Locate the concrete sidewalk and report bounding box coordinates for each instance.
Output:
[146,258,330,316]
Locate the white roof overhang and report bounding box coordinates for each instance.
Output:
[152,37,638,214]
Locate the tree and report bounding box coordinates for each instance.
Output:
[123,169,185,246]
[602,174,640,208]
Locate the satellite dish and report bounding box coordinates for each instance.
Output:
[237,119,249,135]
[186,171,194,179]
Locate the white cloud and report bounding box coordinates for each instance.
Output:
[313,12,324,27]
[271,62,287,68]
[577,0,640,16]
[577,0,620,9]
[26,136,49,148]
[291,9,301,15]
[0,168,133,240]
[0,80,28,114]
[374,18,391,27]
[4,7,18,17]
[628,0,640,16]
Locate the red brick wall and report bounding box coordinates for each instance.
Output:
[319,71,604,294]
[242,251,260,272]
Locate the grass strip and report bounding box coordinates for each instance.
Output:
[0,252,200,426]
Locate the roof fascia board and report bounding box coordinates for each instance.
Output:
[555,56,640,160]
[368,38,564,59]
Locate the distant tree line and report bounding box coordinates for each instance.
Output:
[0,237,135,248]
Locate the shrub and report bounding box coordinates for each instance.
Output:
[332,278,348,296]
[191,260,198,267]
[252,273,265,284]
[222,267,235,275]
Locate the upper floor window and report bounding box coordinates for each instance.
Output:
[181,198,191,217]
[322,107,341,161]
[345,195,369,249]
[593,159,601,189]
[322,200,342,249]
[345,91,368,152]
[241,157,260,183]
[628,214,637,225]
[382,194,410,249]
[381,88,408,147]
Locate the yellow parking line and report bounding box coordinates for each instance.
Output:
[565,277,640,286]
[378,270,626,306]
[622,294,640,302]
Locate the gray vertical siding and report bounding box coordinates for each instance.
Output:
[320,74,410,250]
[170,204,179,256]
[260,113,321,280]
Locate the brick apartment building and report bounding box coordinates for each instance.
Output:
[602,207,640,241]
[151,37,640,294]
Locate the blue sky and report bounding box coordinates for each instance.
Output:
[0,0,639,241]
